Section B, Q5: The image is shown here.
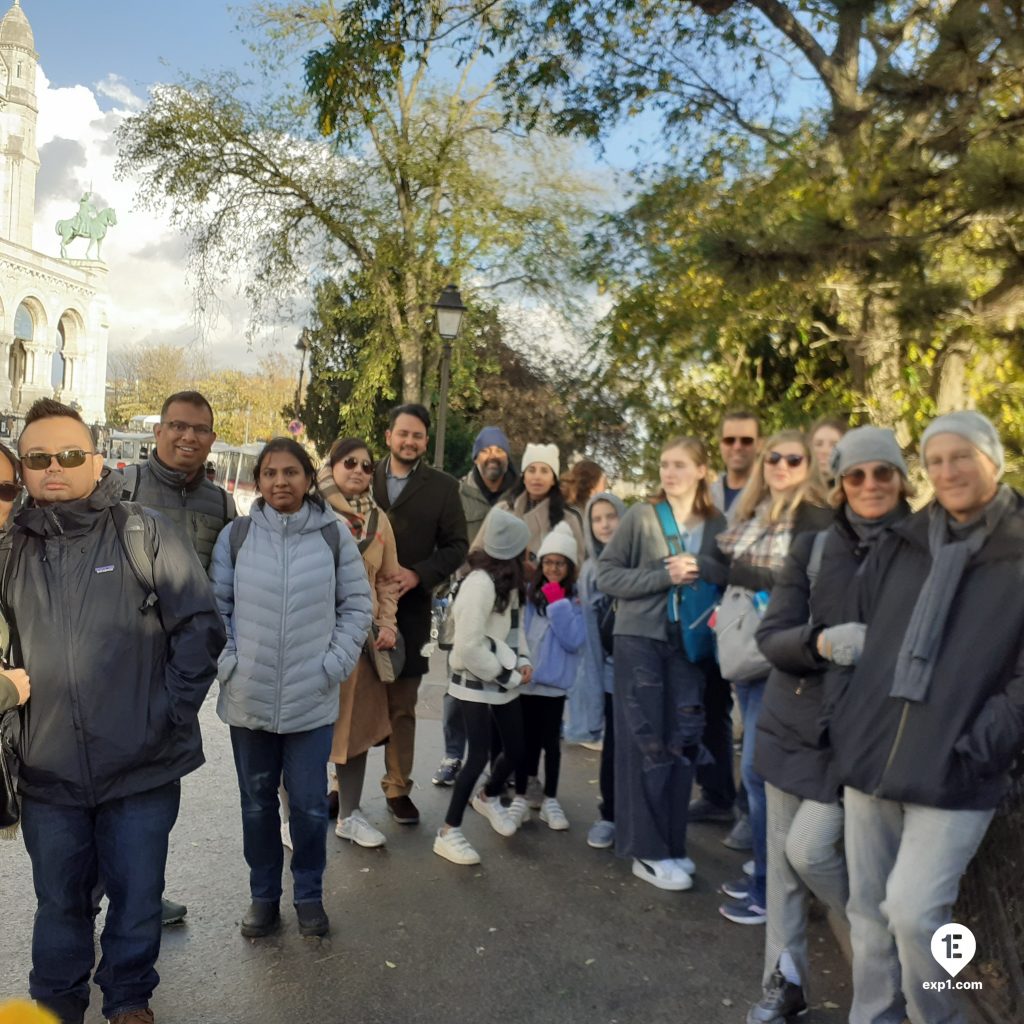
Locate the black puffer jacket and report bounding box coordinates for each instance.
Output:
[8,471,226,807]
[831,491,1024,810]
[754,507,908,803]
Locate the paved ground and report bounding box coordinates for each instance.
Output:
[0,661,852,1023]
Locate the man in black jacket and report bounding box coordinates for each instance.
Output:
[9,399,226,1024]
[831,411,1023,1024]
[373,404,468,824]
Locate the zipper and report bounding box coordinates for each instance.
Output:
[875,701,910,796]
[273,517,289,732]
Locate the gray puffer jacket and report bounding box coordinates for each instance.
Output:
[209,498,373,734]
[120,455,236,569]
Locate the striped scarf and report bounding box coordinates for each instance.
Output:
[316,463,377,541]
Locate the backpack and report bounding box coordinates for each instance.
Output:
[594,593,616,657]
[121,462,229,521]
[227,515,341,568]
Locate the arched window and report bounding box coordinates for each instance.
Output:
[13,302,33,343]
[11,302,33,387]
[51,321,66,391]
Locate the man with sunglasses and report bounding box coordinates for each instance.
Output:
[6,398,225,1024]
[118,390,235,926]
[697,411,763,838]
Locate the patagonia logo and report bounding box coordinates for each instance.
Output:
[95,565,116,574]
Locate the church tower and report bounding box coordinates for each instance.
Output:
[0,0,39,248]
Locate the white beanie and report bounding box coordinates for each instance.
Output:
[537,522,578,565]
[521,442,560,479]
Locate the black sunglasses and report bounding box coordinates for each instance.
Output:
[340,456,374,473]
[843,464,897,486]
[0,481,20,502]
[766,451,806,467]
[21,448,95,471]
[722,436,756,447]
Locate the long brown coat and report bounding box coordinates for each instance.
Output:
[326,490,401,763]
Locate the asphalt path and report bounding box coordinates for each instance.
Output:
[0,661,852,1023]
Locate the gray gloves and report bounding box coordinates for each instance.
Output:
[818,622,867,666]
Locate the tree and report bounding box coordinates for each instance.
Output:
[115,0,598,418]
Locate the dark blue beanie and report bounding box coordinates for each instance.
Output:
[472,426,512,460]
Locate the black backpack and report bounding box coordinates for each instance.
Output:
[227,515,341,568]
[594,593,616,657]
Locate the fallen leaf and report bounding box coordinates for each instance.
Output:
[360,867,370,873]
[385,961,397,969]
[721,999,733,1007]
[584,958,595,966]
[822,1001,839,1010]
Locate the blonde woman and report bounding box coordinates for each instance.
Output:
[713,430,832,926]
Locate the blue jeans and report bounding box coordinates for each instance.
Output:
[21,782,181,1024]
[736,678,767,906]
[441,691,467,761]
[230,724,334,904]
[565,658,605,743]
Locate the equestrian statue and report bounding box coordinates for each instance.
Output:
[55,193,118,260]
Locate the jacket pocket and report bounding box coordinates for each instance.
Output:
[218,651,238,684]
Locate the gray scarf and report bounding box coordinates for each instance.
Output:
[892,485,1013,702]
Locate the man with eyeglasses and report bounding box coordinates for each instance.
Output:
[118,390,235,926]
[697,410,763,842]
[432,426,519,787]
[373,404,469,825]
[6,398,225,1024]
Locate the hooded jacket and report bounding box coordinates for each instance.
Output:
[8,470,226,807]
[753,506,909,803]
[578,491,627,694]
[120,453,236,569]
[831,491,1024,810]
[209,498,373,734]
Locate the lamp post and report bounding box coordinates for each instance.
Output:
[294,329,310,423]
[432,284,467,470]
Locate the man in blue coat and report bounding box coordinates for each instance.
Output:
[8,398,226,1024]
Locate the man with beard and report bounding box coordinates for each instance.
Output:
[373,404,469,824]
[433,427,519,786]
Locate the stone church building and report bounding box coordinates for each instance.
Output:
[0,0,109,433]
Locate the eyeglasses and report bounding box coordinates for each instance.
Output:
[843,465,897,486]
[765,452,806,467]
[340,456,374,473]
[21,449,95,471]
[722,436,756,447]
[0,482,20,501]
[541,557,569,569]
[163,420,214,438]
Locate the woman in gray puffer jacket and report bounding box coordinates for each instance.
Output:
[210,438,372,940]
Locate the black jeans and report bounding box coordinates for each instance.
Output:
[599,692,615,822]
[445,699,525,828]
[696,660,737,811]
[519,693,566,798]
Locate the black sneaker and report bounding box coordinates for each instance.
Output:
[161,897,187,926]
[746,970,807,1022]
[295,900,330,937]
[240,900,280,938]
[687,797,734,823]
[387,794,420,824]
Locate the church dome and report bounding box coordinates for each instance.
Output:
[0,1,34,51]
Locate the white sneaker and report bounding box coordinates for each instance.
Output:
[674,856,696,876]
[539,797,569,831]
[632,857,693,891]
[525,776,544,810]
[280,822,292,850]
[507,795,530,828]
[335,810,386,848]
[433,827,481,865]
[471,791,517,836]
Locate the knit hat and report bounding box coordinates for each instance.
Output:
[521,442,560,479]
[830,426,909,481]
[482,508,530,560]
[472,426,512,461]
[921,410,1005,478]
[537,521,578,565]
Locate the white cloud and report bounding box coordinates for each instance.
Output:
[31,69,300,371]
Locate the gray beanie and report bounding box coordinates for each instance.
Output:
[830,426,908,480]
[482,508,530,560]
[921,410,1004,478]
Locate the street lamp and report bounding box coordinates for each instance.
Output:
[432,284,466,470]
[294,329,310,423]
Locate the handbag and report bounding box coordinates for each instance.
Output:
[653,502,720,663]
[1,708,20,838]
[367,624,406,684]
[712,584,771,682]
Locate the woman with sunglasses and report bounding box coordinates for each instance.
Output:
[209,438,372,939]
[0,440,29,714]
[742,428,912,1024]
[713,430,831,926]
[316,438,400,849]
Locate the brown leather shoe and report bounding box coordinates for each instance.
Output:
[107,1009,155,1024]
[386,795,420,824]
